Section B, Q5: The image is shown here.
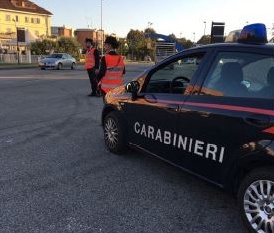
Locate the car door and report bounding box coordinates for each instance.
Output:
[122,51,207,164]
[176,48,274,185]
[66,54,73,67]
[62,54,69,68]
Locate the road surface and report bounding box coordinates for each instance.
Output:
[0,63,246,233]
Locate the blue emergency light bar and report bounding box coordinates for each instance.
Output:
[238,23,267,44]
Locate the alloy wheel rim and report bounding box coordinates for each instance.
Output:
[244,180,274,233]
[104,118,118,149]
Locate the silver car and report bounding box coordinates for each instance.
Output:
[39,53,76,70]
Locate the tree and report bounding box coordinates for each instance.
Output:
[30,39,56,55]
[56,37,81,58]
[118,37,129,56]
[125,28,199,60]
[30,37,81,60]
[126,28,158,61]
[144,27,156,35]
[168,33,177,41]
[126,29,146,60]
[177,37,194,49]
[144,28,157,60]
[197,35,211,45]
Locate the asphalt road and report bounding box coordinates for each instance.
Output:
[0,64,247,233]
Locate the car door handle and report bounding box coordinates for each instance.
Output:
[245,115,270,127]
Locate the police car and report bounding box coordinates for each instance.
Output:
[101,24,274,233]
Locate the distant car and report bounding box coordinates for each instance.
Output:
[38,53,76,70]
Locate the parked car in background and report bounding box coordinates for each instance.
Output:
[38,53,76,70]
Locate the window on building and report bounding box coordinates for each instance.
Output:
[25,17,29,23]
[15,15,19,22]
[6,15,11,21]
[30,18,40,24]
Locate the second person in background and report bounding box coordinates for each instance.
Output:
[85,38,100,97]
[96,36,125,96]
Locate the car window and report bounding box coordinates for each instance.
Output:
[47,54,57,58]
[143,53,205,94]
[48,54,62,59]
[201,52,274,99]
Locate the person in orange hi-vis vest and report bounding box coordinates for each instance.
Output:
[96,36,125,96]
[85,38,100,97]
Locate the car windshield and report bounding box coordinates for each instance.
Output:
[47,54,63,58]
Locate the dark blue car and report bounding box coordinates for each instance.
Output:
[102,24,274,233]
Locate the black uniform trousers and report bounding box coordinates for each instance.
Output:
[87,68,97,94]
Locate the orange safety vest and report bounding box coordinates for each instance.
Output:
[101,54,124,94]
[85,47,95,69]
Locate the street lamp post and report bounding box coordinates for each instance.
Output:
[12,19,20,64]
[147,21,153,40]
[203,21,206,36]
[16,31,19,65]
[147,22,153,38]
[100,0,104,55]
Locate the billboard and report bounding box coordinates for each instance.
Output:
[211,22,225,43]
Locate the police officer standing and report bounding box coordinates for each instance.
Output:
[96,36,125,96]
[85,38,100,97]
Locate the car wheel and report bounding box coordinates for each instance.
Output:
[71,62,76,70]
[103,111,127,154]
[57,63,62,70]
[237,167,274,233]
[41,67,45,70]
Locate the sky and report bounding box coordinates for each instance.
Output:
[33,0,274,41]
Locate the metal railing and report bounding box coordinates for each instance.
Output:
[0,54,42,63]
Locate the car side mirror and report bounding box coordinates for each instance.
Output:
[125,81,140,100]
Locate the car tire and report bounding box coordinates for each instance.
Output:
[237,167,274,233]
[57,63,62,70]
[41,67,45,70]
[103,111,127,154]
[71,62,76,70]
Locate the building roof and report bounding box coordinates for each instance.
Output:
[0,0,52,15]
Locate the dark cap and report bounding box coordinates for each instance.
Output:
[104,36,119,48]
[85,38,93,43]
